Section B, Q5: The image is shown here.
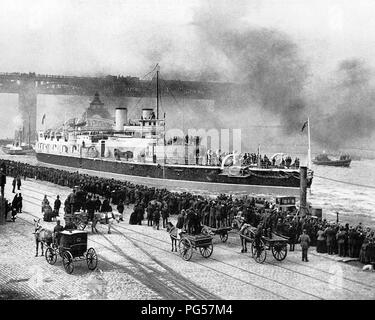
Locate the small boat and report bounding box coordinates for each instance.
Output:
[312,154,351,167]
[1,144,35,155]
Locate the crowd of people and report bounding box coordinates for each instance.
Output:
[1,159,374,265]
[204,150,300,169]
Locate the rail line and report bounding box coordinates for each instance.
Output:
[112,223,375,295]
[17,208,287,299]
[16,213,215,300]
[16,184,375,296]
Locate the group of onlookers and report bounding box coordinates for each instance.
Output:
[315,221,374,264]
[1,159,374,265]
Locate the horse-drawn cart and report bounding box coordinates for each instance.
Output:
[64,211,121,233]
[240,226,289,263]
[178,233,214,261]
[45,230,98,274]
[201,225,232,243]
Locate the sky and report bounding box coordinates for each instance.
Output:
[0,0,375,78]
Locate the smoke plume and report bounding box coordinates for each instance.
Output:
[311,59,375,149]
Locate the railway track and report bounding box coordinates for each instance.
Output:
[24,181,375,293]
[14,181,375,299]
[14,209,220,300]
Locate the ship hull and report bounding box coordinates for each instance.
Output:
[36,152,311,196]
[1,147,33,155]
[312,159,351,167]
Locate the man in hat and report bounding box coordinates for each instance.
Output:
[53,219,64,246]
[54,195,61,216]
[298,229,311,262]
[0,162,6,197]
[176,209,185,239]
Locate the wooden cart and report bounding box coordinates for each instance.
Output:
[178,233,214,261]
[201,225,232,243]
[240,227,289,263]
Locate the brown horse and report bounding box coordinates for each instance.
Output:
[33,219,52,257]
[166,222,178,252]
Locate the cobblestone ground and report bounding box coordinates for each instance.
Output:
[1,178,375,300]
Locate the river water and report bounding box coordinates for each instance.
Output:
[1,153,374,228]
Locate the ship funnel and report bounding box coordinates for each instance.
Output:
[115,108,127,131]
[142,108,154,120]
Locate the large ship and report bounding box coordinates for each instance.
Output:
[35,68,313,196]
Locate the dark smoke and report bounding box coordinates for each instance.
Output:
[188,1,309,149]
[312,59,375,149]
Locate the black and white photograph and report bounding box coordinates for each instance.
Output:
[0,0,374,308]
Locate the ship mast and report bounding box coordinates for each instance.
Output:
[156,64,160,119]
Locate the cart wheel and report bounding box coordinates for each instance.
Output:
[251,241,266,263]
[220,232,228,243]
[199,244,213,258]
[62,251,74,274]
[45,247,57,265]
[86,248,98,270]
[271,244,288,261]
[178,238,193,261]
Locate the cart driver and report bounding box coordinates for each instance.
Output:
[53,219,64,246]
[254,222,264,258]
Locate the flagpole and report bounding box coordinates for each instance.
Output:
[307,117,312,169]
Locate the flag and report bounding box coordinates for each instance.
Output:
[41,114,46,125]
[301,120,308,132]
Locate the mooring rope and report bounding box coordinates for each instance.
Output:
[314,174,375,189]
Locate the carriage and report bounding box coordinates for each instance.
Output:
[240,226,289,263]
[178,233,214,261]
[201,225,232,243]
[45,230,98,274]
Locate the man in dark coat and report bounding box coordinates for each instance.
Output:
[336,227,347,257]
[153,207,160,230]
[147,203,154,226]
[16,175,21,191]
[67,189,77,213]
[93,196,100,212]
[15,193,23,213]
[325,225,336,255]
[136,203,144,225]
[11,194,19,221]
[100,197,111,213]
[54,195,61,216]
[176,210,185,238]
[161,203,169,228]
[85,195,96,222]
[117,200,124,221]
[348,227,357,258]
[12,176,16,193]
[0,162,6,197]
[298,229,311,262]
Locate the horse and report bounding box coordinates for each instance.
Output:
[166,222,178,252]
[33,219,53,257]
[92,211,120,234]
[231,214,245,230]
[239,223,256,253]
